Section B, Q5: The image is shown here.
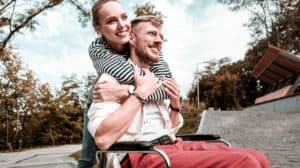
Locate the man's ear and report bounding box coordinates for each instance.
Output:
[129,32,135,46]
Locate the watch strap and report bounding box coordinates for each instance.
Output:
[131,92,146,104]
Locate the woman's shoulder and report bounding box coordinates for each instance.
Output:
[89,36,111,50]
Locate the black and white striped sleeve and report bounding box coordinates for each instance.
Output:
[88,37,172,101]
[147,56,173,101]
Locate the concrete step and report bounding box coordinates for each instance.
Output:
[198,110,300,168]
[0,144,81,168]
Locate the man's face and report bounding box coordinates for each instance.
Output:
[132,22,163,65]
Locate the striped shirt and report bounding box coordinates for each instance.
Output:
[88,36,172,102]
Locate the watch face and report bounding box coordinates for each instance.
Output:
[128,85,135,94]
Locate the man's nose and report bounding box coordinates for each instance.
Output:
[154,35,163,43]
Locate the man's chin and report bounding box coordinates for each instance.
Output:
[148,56,160,64]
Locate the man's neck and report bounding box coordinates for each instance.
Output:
[129,53,150,69]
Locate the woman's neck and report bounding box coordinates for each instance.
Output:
[105,38,127,54]
[111,43,125,53]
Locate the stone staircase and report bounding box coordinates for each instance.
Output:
[197,110,300,168]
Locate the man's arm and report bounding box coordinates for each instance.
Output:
[92,68,162,150]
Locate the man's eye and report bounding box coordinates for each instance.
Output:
[160,35,164,41]
[149,32,155,36]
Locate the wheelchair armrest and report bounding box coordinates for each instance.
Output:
[176,134,221,141]
[108,141,154,151]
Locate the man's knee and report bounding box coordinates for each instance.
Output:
[236,153,261,168]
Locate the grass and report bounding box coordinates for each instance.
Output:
[177,104,204,135]
[70,151,99,168]
[70,151,80,161]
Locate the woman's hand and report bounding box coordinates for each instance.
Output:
[133,66,162,99]
[93,80,129,103]
[163,77,181,109]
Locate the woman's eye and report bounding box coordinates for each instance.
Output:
[107,19,116,24]
[122,14,128,20]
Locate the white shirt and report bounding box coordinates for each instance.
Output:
[87,73,183,168]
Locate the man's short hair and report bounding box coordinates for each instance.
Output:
[131,15,163,30]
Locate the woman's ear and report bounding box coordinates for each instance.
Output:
[95,25,102,34]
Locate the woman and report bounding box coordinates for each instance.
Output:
[78,0,174,167]
[90,0,172,101]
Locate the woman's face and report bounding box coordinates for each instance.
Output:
[96,1,131,48]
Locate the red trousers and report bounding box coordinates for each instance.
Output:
[121,138,271,168]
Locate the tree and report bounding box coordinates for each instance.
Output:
[210,0,300,109]
[0,48,41,150]
[27,83,54,147]
[0,0,91,54]
[38,74,84,145]
[218,0,277,43]
[219,0,300,63]
[134,2,164,17]
[188,57,263,110]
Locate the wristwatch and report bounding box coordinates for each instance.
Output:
[128,85,135,95]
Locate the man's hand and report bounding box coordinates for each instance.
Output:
[93,80,129,103]
[133,66,162,99]
[163,77,181,109]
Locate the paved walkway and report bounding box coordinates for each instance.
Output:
[2,110,299,167]
[198,110,300,168]
[0,144,81,168]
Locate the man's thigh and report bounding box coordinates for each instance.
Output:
[128,139,265,168]
[180,139,270,168]
[132,149,259,168]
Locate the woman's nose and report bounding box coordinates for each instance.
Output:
[118,20,126,29]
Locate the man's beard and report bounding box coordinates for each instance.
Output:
[135,44,158,65]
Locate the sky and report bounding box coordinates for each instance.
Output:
[13,0,251,98]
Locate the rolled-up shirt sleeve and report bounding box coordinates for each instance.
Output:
[87,73,121,137]
[87,102,121,137]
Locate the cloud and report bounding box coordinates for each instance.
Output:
[139,0,251,97]
[14,4,97,89]
[13,0,251,98]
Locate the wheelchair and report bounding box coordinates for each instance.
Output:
[96,134,231,168]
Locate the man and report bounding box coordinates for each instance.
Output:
[78,1,172,167]
[88,15,271,168]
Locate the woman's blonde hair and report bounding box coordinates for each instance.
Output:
[91,0,118,32]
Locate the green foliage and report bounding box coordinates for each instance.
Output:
[134,2,164,17]
[218,0,277,41]
[0,0,98,150]
[188,57,261,110]
[0,0,91,52]
[219,0,300,61]
[0,48,96,151]
[177,106,204,135]
[188,0,300,110]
